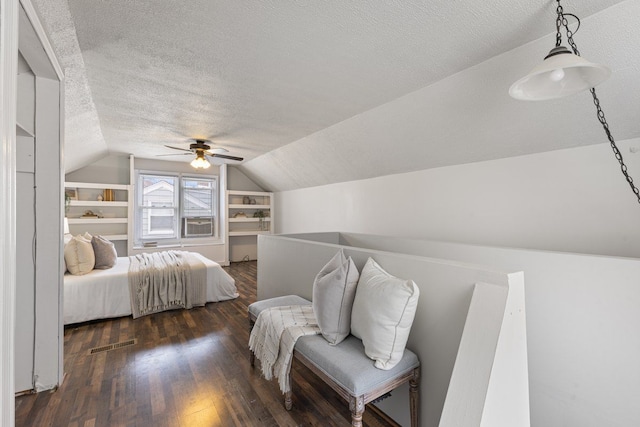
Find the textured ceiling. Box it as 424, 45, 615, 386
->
32, 0, 638, 191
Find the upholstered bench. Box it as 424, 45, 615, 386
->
248, 295, 420, 427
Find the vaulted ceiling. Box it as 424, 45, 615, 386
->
33, 0, 640, 191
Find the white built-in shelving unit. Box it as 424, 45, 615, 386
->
64, 181, 131, 246
226, 190, 274, 261
227, 190, 274, 236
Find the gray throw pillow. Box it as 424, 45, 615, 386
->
312, 249, 360, 345
91, 235, 117, 269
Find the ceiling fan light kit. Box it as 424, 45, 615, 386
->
190, 152, 211, 169
161, 139, 244, 168
510, 0, 640, 205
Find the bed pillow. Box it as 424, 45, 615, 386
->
63, 233, 73, 273
350, 257, 419, 370
92, 235, 117, 269
64, 234, 95, 275
312, 249, 360, 345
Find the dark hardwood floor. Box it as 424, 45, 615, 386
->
15, 261, 397, 427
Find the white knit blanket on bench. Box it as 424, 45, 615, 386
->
249, 305, 320, 393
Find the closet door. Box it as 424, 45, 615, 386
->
15, 134, 35, 393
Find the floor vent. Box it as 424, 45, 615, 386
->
88, 339, 136, 355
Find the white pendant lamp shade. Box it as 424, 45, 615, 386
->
509, 47, 611, 101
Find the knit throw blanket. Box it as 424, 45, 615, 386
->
249, 305, 320, 393
128, 251, 206, 319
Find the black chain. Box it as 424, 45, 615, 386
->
589, 89, 640, 203
555, 0, 640, 205
555, 2, 564, 47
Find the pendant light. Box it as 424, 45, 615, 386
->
509, 46, 610, 101
510, 0, 640, 205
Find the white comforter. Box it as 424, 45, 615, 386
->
64, 252, 238, 324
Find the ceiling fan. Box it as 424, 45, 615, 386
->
159, 139, 244, 169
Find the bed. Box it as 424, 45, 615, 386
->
64, 251, 238, 325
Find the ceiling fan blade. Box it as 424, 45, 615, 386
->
204, 147, 229, 154
208, 153, 244, 162
164, 144, 192, 152
156, 153, 192, 157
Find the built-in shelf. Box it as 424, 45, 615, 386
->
229, 217, 271, 223
65, 181, 131, 255
65, 181, 129, 191
69, 200, 128, 207
228, 231, 272, 237
228, 204, 271, 209
67, 218, 128, 224
226, 190, 274, 262
100, 234, 128, 241
16, 121, 35, 137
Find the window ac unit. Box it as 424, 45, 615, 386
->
183, 217, 213, 237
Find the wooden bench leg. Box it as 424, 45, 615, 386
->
349, 395, 365, 427
284, 366, 293, 410
248, 318, 255, 367
409, 367, 420, 427
284, 390, 292, 411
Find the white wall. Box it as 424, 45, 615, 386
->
276, 139, 640, 259
65, 153, 130, 184
228, 165, 264, 192
314, 233, 640, 427
274, 145, 640, 427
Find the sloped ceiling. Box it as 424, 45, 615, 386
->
33, 0, 639, 191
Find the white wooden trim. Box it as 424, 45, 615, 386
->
438, 282, 509, 426
65, 181, 129, 191
228, 230, 272, 236
18, 0, 63, 80
228, 217, 272, 222
69, 200, 128, 207
220, 164, 229, 265
33, 76, 63, 391
67, 218, 128, 224
56, 23, 65, 388
0, 0, 20, 425
127, 154, 135, 255
226, 189, 271, 196
228, 203, 271, 209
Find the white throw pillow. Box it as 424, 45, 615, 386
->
64, 235, 95, 275
351, 257, 419, 370
312, 249, 360, 345
63, 233, 73, 273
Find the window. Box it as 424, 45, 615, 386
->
135, 172, 218, 244
182, 177, 215, 218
